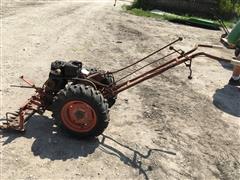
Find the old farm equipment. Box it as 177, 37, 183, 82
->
0, 38, 239, 138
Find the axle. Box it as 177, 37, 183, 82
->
0, 38, 239, 132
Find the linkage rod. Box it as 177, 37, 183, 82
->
111, 37, 183, 74
112, 44, 233, 95
115, 50, 178, 83
114, 56, 188, 94
119, 45, 198, 87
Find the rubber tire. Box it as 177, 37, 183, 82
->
87, 67, 117, 108
52, 84, 109, 138
101, 74, 117, 108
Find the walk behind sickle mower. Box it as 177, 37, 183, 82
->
0, 37, 239, 138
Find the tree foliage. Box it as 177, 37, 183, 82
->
219, 0, 240, 17
131, 0, 240, 20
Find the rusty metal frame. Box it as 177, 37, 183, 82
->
1, 77, 46, 131
0, 38, 238, 132
104, 43, 234, 96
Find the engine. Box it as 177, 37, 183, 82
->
44, 60, 85, 93
50, 60, 83, 78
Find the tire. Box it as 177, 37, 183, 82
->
52, 84, 109, 138
87, 67, 117, 108
101, 74, 117, 108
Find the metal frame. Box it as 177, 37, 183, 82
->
1, 76, 46, 131
0, 38, 238, 132
102, 40, 235, 97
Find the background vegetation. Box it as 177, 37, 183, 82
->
130, 0, 240, 20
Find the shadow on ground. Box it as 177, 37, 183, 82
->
1, 115, 99, 160
1, 115, 176, 180
99, 134, 176, 180
218, 60, 234, 71
213, 85, 240, 117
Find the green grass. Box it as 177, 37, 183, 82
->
123, 5, 234, 28
125, 7, 184, 21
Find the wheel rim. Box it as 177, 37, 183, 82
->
60, 100, 97, 133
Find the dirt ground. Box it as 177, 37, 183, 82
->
0, 0, 239, 179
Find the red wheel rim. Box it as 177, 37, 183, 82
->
60, 100, 97, 133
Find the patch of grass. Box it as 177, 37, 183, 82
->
124, 6, 183, 21
222, 20, 235, 28
123, 5, 235, 28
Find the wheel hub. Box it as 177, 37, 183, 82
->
74, 110, 85, 120
60, 100, 97, 132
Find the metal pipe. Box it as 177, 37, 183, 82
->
114, 57, 186, 94
111, 37, 183, 74
115, 51, 178, 83
115, 46, 198, 91
112, 47, 233, 95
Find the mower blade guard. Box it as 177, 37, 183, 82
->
0, 93, 43, 131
